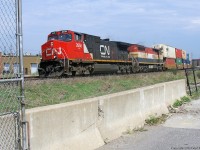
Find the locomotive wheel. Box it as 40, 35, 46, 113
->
38, 68, 46, 78
72, 71, 76, 76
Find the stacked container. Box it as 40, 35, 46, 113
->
175, 48, 183, 69
153, 44, 176, 69
186, 53, 192, 68
181, 50, 187, 68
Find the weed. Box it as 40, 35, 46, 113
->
189, 90, 200, 100
172, 100, 183, 108
134, 127, 148, 132
145, 114, 168, 126
124, 127, 147, 135
181, 96, 191, 103
171, 69, 177, 75
125, 128, 134, 134
196, 71, 200, 79
24, 71, 185, 108
172, 96, 191, 108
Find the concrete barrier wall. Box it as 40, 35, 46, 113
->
26, 79, 186, 150
26, 99, 104, 150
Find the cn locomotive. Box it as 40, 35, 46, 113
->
38, 30, 191, 77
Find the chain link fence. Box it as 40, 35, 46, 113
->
185, 68, 200, 96
0, 0, 26, 149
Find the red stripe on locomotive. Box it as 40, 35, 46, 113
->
128, 44, 158, 55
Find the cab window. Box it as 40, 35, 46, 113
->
58, 34, 72, 42
48, 35, 58, 41
75, 33, 82, 41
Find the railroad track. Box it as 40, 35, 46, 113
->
23, 70, 184, 82
1, 70, 185, 83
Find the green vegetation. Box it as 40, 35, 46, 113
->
145, 114, 168, 126
189, 90, 200, 100
181, 96, 191, 103
125, 127, 148, 134
172, 96, 191, 108
172, 100, 183, 108
24, 71, 185, 108
0, 85, 20, 113
196, 71, 200, 79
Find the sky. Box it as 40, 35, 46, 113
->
23, 0, 200, 58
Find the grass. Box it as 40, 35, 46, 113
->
125, 127, 148, 134
0, 84, 21, 113
172, 100, 183, 108
172, 96, 191, 108
23, 71, 185, 108
145, 114, 168, 126
190, 90, 200, 100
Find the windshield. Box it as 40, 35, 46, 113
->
48, 33, 72, 42
48, 35, 58, 41
58, 34, 72, 42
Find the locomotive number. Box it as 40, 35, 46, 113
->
100, 45, 110, 58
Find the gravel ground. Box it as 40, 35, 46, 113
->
97, 99, 200, 150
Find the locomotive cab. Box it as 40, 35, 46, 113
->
38, 30, 93, 77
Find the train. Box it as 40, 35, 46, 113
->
38, 30, 192, 77
192, 59, 200, 68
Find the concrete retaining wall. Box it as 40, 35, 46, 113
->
26, 79, 186, 150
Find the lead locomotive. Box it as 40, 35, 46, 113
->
38, 30, 165, 77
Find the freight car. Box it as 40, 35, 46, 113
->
153, 44, 192, 70
192, 59, 200, 68
38, 30, 164, 77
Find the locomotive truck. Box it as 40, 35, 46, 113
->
38, 30, 164, 77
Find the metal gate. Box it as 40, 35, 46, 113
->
0, 0, 27, 149
185, 67, 199, 96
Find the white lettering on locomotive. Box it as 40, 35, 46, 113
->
46, 48, 62, 57
50, 42, 53, 47
54, 47, 62, 55
76, 43, 82, 48
100, 45, 110, 58
46, 48, 52, 57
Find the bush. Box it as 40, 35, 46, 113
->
172, 96, 191, 108
181, 96, 191, 103
173, 100, 183, 108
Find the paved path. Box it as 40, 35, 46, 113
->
97, 100, 200, 150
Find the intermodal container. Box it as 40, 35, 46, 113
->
176, 58, 182, 65
186, 54, 189, 60
186, 60, 191, 65
175, 48, 182, 58
176, 58, 183, 69
153, 44, 176, 58
186, 53, 192, 61
182, 50, 186, 59
165, 58, 176, 69
176, 49, 182, 58
182, 59, 187, 69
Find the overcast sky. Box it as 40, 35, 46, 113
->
23, 0, 200, 58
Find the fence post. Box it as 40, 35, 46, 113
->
17, 0, 27, 149
185, 69, 192, 96
193, 68, 198, 92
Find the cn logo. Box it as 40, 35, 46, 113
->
100, 45, 110, 58
46, 47, 62, 57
